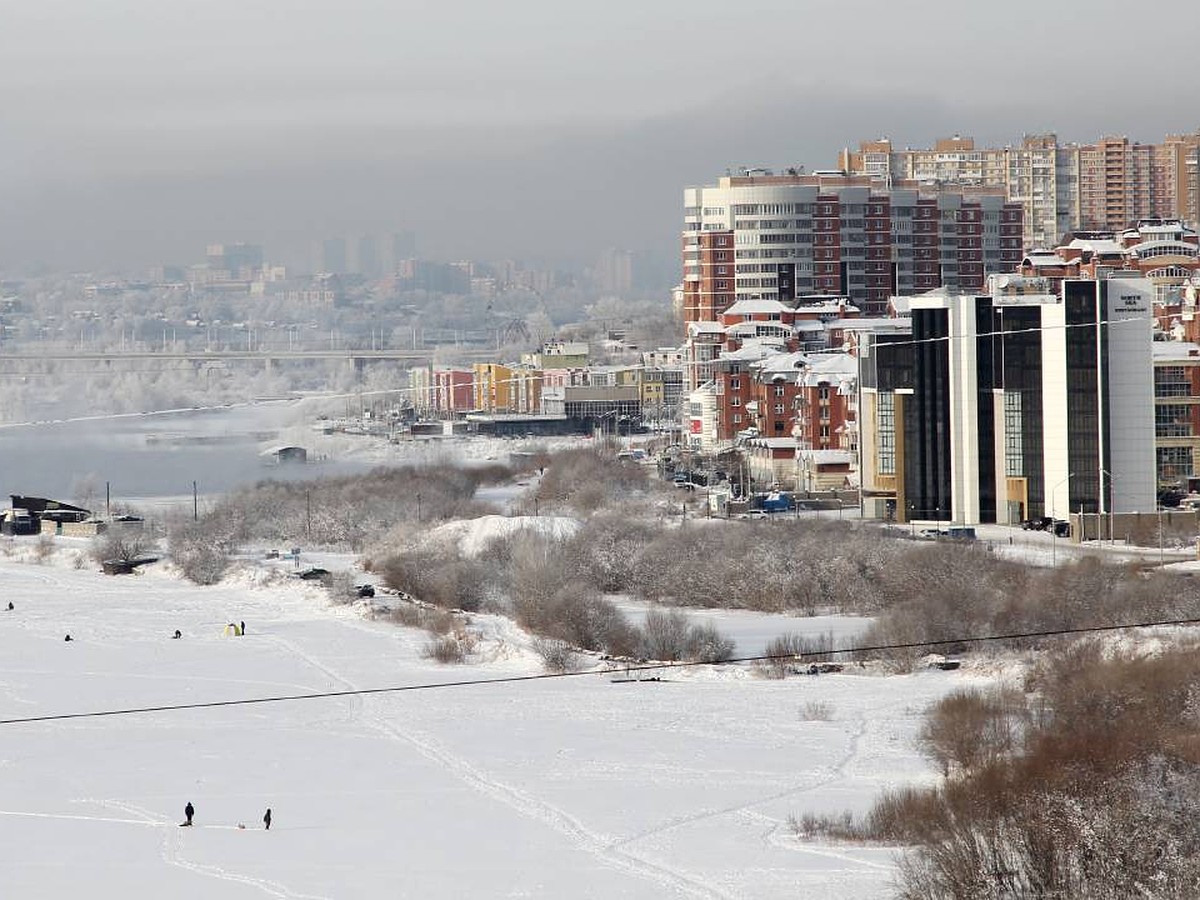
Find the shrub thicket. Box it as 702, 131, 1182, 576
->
804, 643, 1200, 898
864, 554, 1200, 662
199, 465, 504, 552
535, 448, 650, 515
168, 517, 236, 585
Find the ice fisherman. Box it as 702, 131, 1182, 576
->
64, 634, 72, 642
6, 601, 13, 611
263, 808, 272, 831
184, 802, 194, 826
172, 629, 182, 639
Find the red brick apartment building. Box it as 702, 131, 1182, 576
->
682, 171, 1022, 321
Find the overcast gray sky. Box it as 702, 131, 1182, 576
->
3, 0, 1198, 277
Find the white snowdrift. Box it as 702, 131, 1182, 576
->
414, 513, 581, 557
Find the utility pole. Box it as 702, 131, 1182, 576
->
193, 481, 198, 522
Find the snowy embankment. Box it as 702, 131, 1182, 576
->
0, 537, 986, 899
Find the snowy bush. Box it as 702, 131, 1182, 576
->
89, 528, 150, 565
567, 513, 657, 593
917, 686, 1026, 776
379, 550, 490, 612
638, 609, 733, 663
535, 448, 649, 515
422, 631, 477, 664
798, 701, 834, 722
34, 535, 55, 563
324, 571, 359, 605
533, 638, 577, 673
865, 554, 1200, 663
755, 632, 839, 679
168, 517, 235, 585
198, 465, 504, 553
813, 643, 1200, 898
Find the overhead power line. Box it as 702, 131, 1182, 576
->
3, 614, 1198, 728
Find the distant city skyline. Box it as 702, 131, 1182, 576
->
3, 1, 1197, 279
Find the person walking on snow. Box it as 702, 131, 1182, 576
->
263, 808, 271, 831
183, 802, 194, 826
240, 620, 246, 636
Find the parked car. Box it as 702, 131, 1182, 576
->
1052, 520, 1071, 537
298, 567, 331, 580
1021, 516, 1053, 531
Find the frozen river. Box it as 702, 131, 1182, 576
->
0, 400, 368, 505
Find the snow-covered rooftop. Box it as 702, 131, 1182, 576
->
1153, 341, 1200, 361
721, 298, 793, 316
1068, 238, 1125, 255
799, 448, 855, 464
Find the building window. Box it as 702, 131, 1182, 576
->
733, 413, 742, 424
730, 378, 740, 390
774, 385, 785, 397
1157, 403, 1192, 437
877, 392, 895, 475
1155, 365, 1192, 398
1004, 391, 1023, 476
731, 396, 741, 407
1158, 445, 1192, 482
774, 403, 785, 414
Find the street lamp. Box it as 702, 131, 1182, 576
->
1051, 473, 1074, 566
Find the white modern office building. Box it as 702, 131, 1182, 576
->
857, 273, 1156, 524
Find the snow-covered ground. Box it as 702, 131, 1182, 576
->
0, 542, 983, 899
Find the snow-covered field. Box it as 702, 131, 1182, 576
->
0, 543, 980, 899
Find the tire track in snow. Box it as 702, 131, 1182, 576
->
259, 634, 365, 728
266, 634, 736, 900
612, 711, 871, 851
371, 713, 737, 900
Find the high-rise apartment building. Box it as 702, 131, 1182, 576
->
682, 172, 1022, 321
594, 247, 634, 295
840, 131, 1200, 248
353, 235, 381, 279
320, 237, 348, 275
206, 243, 264, 280
1163, 134, 1200, 224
